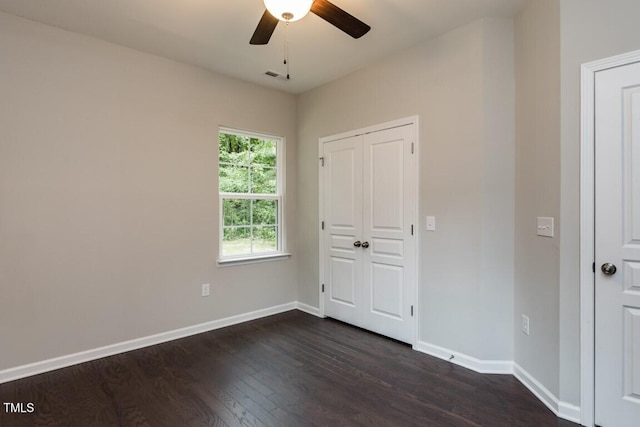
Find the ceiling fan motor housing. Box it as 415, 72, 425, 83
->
263, 0, 314, 22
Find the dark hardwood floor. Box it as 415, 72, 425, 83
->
1, 310, 578, 426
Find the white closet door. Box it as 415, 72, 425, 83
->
361, 125, 416, 343
323, 135, 363, 327
322, 123, 416, 344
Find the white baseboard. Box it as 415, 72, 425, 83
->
513, 363, 581, 424
415, 342, 581, 424
0, 307, 583, 426
295, 302, 322, 317
513, 363, 559, 417
558, 401, 581, 424
414, 340, 513, 374
0, 302, 297, 384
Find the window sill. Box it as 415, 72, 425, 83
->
217, 253, 291, 267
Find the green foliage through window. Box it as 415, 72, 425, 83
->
219, 130, 282, 258
219, 133, 277, 194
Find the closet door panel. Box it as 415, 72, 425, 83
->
323, 136, 363, 326
362, 125, 416, 343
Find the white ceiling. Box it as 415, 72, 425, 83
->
0, 0, 526, 94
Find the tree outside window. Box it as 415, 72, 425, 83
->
219, 129, 283, 259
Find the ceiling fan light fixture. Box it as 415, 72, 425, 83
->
263, 0, 313, 22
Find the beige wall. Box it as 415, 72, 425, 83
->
513, 0, 561, 399
0, 12, 298, 371
558, 0, 640, 407
480, 18, 516, 362
513, 0, 640, 408
297, 18, 515, 361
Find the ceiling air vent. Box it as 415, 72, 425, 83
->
264, 70, 290, 81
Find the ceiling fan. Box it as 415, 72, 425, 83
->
250, 0, 371, 45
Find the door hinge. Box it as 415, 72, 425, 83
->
411, 224, 414, 235
593, 262, 595, 273
320, 157, 325, 167
322, 284, 325, 293
321, 221, 325, 230
411, 142, 414, 154
411, 305, 414, 316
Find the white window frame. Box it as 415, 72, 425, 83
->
217, 127, 288, 266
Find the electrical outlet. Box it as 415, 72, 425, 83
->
201, 283, 210, 297
521, 315, 530, 335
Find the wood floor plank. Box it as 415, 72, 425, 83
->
0, 311, 578, 426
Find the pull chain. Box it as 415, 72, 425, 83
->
284, 20, 290, 79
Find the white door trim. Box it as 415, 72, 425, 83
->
580, 48, 640, 427
318, 115, 420, 345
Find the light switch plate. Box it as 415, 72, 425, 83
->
537, 217, 554, 238
426, 216, 436, 231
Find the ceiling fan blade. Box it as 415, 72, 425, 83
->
311, 0, 370, 39
250, 10, 279, 45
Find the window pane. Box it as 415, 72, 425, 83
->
219, 134, 250, 165
223, 199, 250, 226
222, 227, 251, 257
250, 138, 277, 167
252, 226, 277, 253
252, 199, 277, 225
219, 128, 283, 260
219, 164, 249, 193
251, 167, 277, 194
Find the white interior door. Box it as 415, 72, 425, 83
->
322, 122, 416, 344
595, 60, 640, 427
323, 135, 363, 327
361, 126, 416, 344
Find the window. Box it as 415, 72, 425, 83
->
218, 128, 285, 261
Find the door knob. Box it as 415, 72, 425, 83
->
353, 241, 362, 247
601, 263, 617, 276
361, 241, 370, 249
